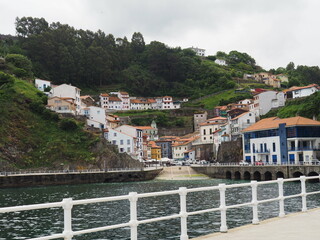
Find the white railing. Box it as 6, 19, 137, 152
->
0, 167, 160, 176
1, 175, 320, 240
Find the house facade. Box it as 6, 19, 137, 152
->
242, 116, 320, 164
199, 117, 227, 143
253, 91, 285, 116
52, 84, 81, 115
47, 96, 76, 114
284, 84, 319, 99
104, 129, 136, 157
85, 106, 107, 129
35, 78, 51, 92
115, 125, 143, 161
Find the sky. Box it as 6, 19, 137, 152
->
1, 0, 320, 70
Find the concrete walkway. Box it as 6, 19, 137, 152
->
156, 166, 209, 180
192, 208, 320, 240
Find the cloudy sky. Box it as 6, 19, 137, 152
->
1, 0, 320, 69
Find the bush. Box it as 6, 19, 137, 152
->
59, 118, 79, 131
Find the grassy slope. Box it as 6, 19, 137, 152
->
0, 75, 98, 169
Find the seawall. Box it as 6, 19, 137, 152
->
0, 169, 163, 188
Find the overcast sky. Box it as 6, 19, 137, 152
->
1, 0, 320, 69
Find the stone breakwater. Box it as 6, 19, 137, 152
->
0, 168, 162, 188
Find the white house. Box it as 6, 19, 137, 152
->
162, 96, 174, 109
242, 116, 320, 164
84, 106, 107, 130
35, 78, 51, 92
215, 59, 227, 66
229, 111, 256, 139
100, 93, 109, 109
253, 91, 285, 116
199, 117, 227, 143
104, 128, 136, 157
52, 84, 81, 115
110, 91, 130, 110
115, 125, 143, 161
108, 96, 122, 110
155, 97, 163, 109
188, 47, 205, 56
284, 84, 319, 99
172, 136, 199, 160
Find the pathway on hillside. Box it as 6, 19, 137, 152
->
156, 166, 209, 180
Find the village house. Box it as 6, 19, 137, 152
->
115, 125, 143, 161
35, 78, 51, 92
104, 128, 136, 157
194, 111, 208, 131
47, 96, 76, 115
162, 96, 174, 109
156, 138, 173, 159
242, 116, 320, 164
215, 59, 227, 66
108, 96, 122, 110
135, 121, 158, 141
51, 84, 81, 115
199, 117, 228, 143
229, 111, 256, 140
284, 84, 319, 99
148, 141, 162, 160
106, 114, 120, 129
172, 136, 200, 160
83, 106, 107, 130
80, 95, 95, 108
110, 91, 130, 110
188, 46, 205, 56
253, 90, 285, 116
100, 93, 109, 109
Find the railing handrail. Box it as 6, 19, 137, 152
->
192, 162, 320, 166
1, 175, 320, 240
0, 167, 161, 176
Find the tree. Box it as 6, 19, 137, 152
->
5, 54, 33, 78
15, 17, 49, 37
131, 32, 145, 55
286, 62, 295, 71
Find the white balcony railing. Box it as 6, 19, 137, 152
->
0, 176, 320, 240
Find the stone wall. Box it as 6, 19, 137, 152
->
0, 169, 162, 188
216, 138, 243, 163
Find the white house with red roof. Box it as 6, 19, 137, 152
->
100, 93, 109, 109
162, 96, 174, 109
284, 84, 319, 99
229, 111, 256, 139
84, 106, 107, 130
253, 90, 285, 116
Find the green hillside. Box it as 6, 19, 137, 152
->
0, 72, 141, 171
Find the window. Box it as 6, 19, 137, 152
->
120, 148, 124, 153
273, 143, 276, 152
127, 139, 130, 145
247, 119, 250, 124
120, 140, 124, 145
127, 147, 131, 152
114, 133, 117, 137
112, 140, 116, 145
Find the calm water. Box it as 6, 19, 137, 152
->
1, 179, 320, 240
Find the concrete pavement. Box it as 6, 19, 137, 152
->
192, 208, 320, 240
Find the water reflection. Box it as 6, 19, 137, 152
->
0, 179, 319, 240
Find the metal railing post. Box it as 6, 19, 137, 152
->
62, 198, 74, 240
218, 184, 228, 232
129, 192, 138, 240
251, 181, 259, 224
300, 176, 307, 212
277, 178, 285, 217
179, 187, 189, 240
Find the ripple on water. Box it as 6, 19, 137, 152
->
0, 179, 320, 239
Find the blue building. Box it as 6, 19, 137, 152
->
156, 140, 173, 159
242, 116, 320, 164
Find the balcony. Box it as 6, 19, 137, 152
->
253, 149, 270, 154
288, 147, 320, 152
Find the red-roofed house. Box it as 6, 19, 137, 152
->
283, 84, 319, 99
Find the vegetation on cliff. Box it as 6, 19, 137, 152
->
0, 72, 141, 171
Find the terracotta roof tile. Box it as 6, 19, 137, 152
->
243, 116, 320, 132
